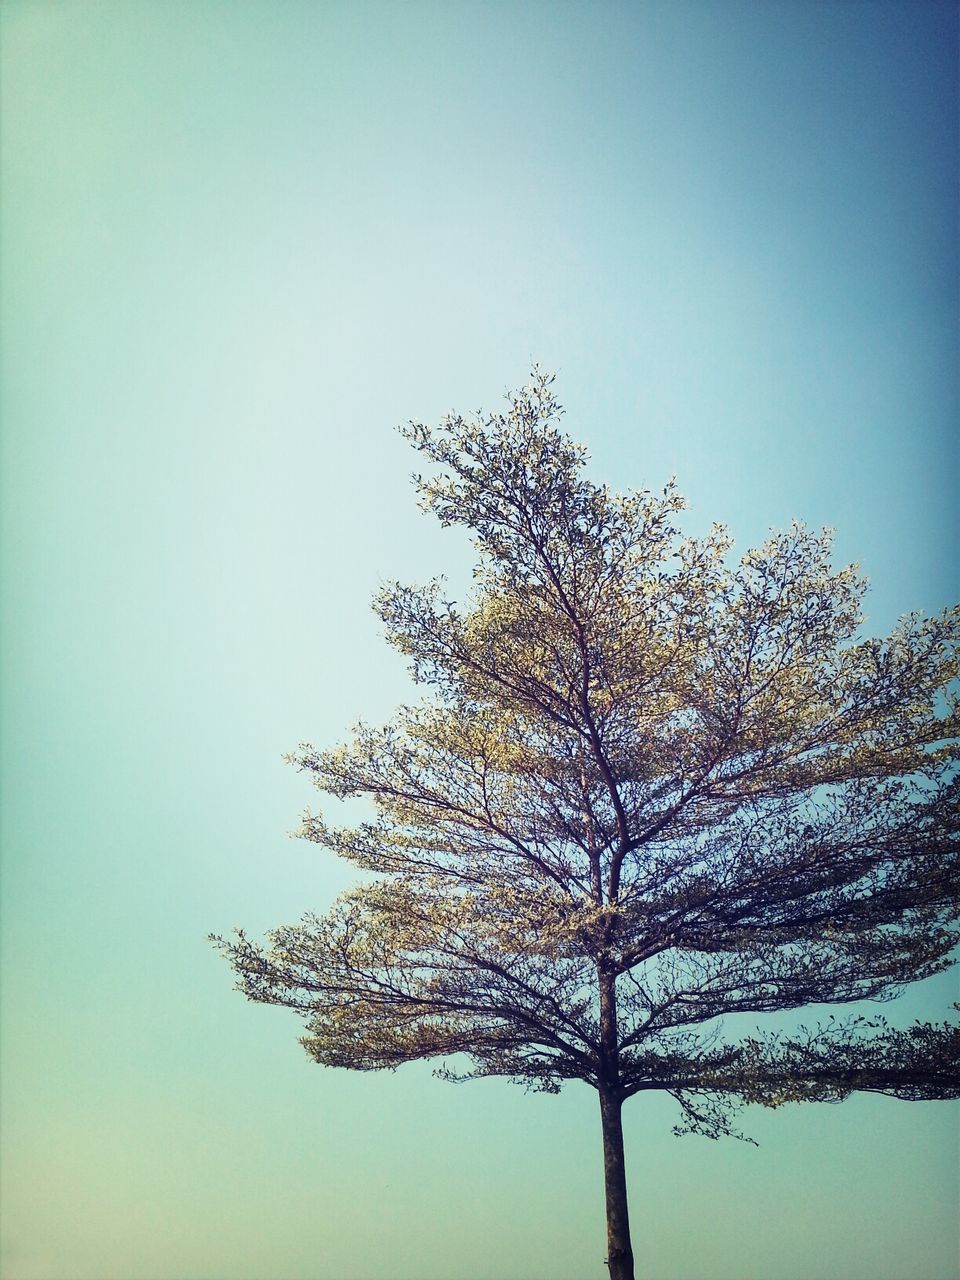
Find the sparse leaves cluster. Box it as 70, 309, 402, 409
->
213, 372, 959, 1138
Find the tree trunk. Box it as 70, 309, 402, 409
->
599, 1088, 635, 1280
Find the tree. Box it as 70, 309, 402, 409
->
213, 372, 960, 1280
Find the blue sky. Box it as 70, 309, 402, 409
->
1, 2, 957, 1278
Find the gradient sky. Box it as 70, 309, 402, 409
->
1, 2, 957, 1278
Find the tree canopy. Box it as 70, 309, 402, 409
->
215, 373, 959, 1151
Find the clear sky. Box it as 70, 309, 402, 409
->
1, 2, 957, 1278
